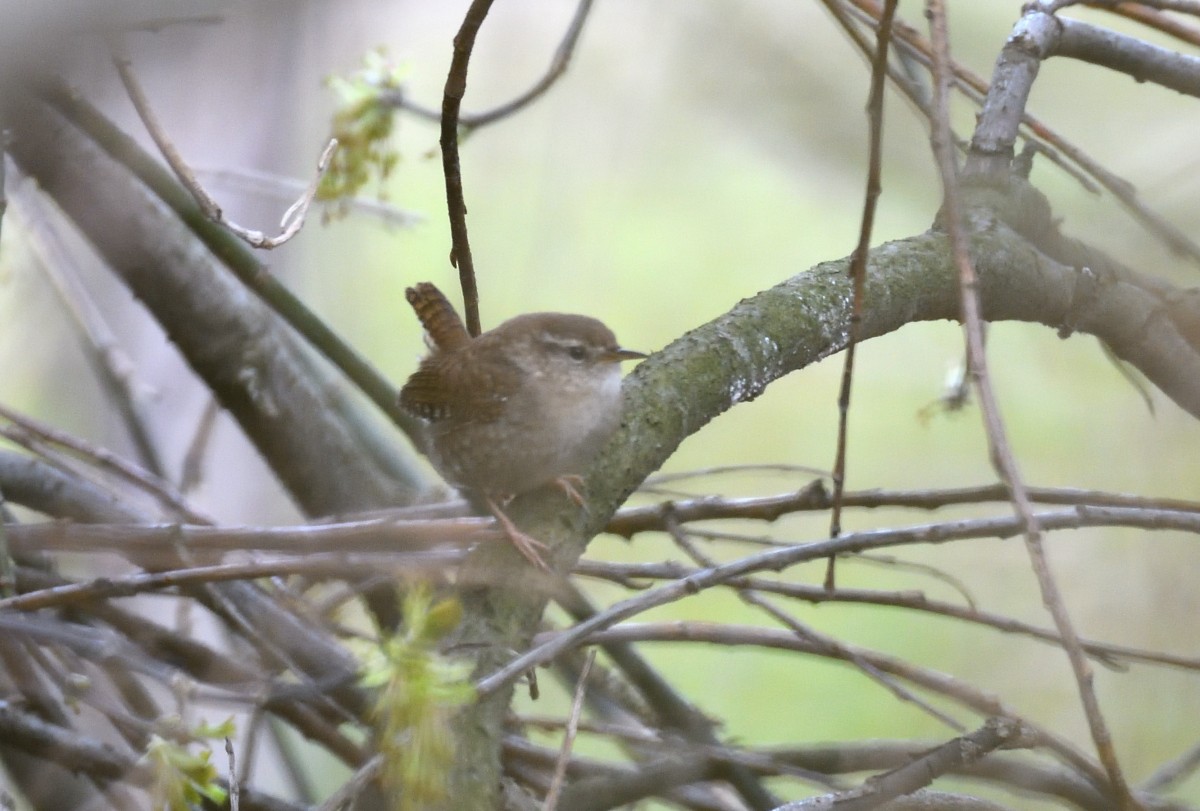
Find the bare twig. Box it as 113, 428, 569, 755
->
607, 481, 1200, 538
667, 516, 964, 731
457, 0, 594, 129
5, 516, 491, 559
543, 648, 595, 811
440, 0, 496, 337
477, 503, 1200, 698
195, 165, 422, 228
777, 717, 1032, 810
575, 559, 1200, 672
0, 142, 7, 252
384, 0, 595, 131
642, 463, 830, 489
1141, 738, 1200, 793
10, 183, 165, 476
0, 403, 205, 523
112, 49, 336, 250
827, 0, 899, 591
925, 2, 1135, 806
1083, 0, 1200, 17
1, 551, 463, 612
1086, 1, 1200, 47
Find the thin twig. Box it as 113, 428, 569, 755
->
1087, 2, 1200, 47
10, 183, 166, 476
196, 166, 423, 228
0, 552, 464, 612
1083, 0, 1200, 17
441, 0, 496, 337
112, 48, 336, 250
461, 0, 594, 128
827, 0, 899, 591
1140, 738, 1200, 793
575, 559, 1200, 673
384, 0, 595, 132
0, 139, 8, 249
560, 622, 1112, 792
5, 517, 489, 559
925, 2, 1135, 807
476, 503, 1200, 698
0, 489, 11, 599
777, 717, 1032, 810
668, 518, 964, 731
0, 403, 205, 523
608, 481, 1200, 538
543, 649, 595, 811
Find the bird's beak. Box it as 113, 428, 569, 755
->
606, 348, 648, 362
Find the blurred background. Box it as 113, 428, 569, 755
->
2, 1, 1199, 806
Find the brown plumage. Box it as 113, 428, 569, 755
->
398, 282, 645, 568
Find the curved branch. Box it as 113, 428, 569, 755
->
1053, 16, 1200, 97
592, 222, 1200, 534
384, 0, 595, 130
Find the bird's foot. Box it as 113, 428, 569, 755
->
554, 474, 588, 509
485, 496, 550, 571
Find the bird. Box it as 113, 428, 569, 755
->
399, 282, 645, 568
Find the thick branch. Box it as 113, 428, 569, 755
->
447, 198, 1200, 809
592, 223, 1200, 530
3, 91, 422, 516
1053, 16, 1200, 98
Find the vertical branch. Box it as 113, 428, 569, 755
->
924, 1, 1137, 807
826, 0, 900, 591
441, 0, 496, 337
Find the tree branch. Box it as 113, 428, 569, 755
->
4, 91, 424, 515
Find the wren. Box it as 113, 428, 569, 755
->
399, 282, 645, 568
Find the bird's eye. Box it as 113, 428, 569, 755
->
567, 345, 588, 361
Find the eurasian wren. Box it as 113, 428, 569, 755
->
399, 282, 645, 567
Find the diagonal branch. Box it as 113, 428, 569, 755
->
926, 2, 1134, 806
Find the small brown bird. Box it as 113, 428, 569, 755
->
399, 283, 645, 568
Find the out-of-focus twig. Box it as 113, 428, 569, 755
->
112, 48, 336, 250
196, 165, 422, 229
9, 185, 166, 477
543, 649, 595, 811
926, 1, 1135, 806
